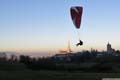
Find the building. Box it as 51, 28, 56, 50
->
0, 52, 7, 61
107, 42, 115, 54
53, 54, 71, 62
0, 52, 7, 58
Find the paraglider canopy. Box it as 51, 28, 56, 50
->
70, 6, 83, 29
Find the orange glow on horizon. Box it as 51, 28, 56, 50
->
0, 41, 120, 54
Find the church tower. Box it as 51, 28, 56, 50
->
107, 42, 112, 53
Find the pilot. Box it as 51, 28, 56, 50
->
76, 40, 83, 46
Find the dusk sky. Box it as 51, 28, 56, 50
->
0, 0, 120, 56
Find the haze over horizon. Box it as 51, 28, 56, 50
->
0, 0, 120, 56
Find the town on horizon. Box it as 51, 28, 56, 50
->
0, 42, 120, 58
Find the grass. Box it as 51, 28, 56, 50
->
0, 70, 120, 80
0, 61, 120, 80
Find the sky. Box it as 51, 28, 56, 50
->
0, 0, 120, 56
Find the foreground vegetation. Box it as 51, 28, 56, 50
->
0, 70, 120, 80
1, 51, 120, 80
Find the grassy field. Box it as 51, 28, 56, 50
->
0, 70, 120, 80
0, 62, 120, 80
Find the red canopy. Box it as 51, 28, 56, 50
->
70, 6, 83, 29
